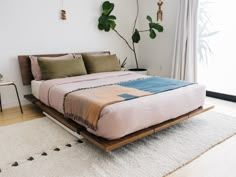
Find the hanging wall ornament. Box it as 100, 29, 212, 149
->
60, 0, 67, 20
61, 9, 67, 20
157, 0, 163, 21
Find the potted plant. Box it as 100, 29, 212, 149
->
98, 0, 164, 73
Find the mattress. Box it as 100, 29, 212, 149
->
88, 83, 205, 140
34, 72, 206, 140
31, 80, 43, 99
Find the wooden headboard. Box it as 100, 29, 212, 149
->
18, 51, 110, 86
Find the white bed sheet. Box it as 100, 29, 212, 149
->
31, 80, 43, 99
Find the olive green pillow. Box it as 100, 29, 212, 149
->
82, 54, 121, 74
38, 57, 87, 80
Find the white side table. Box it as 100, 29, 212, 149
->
0, 81, 23, 114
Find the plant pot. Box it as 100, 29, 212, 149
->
128, 68, 148, 75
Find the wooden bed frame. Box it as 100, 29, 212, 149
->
18, 52, 214, 151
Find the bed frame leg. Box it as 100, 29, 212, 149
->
43, 112, 84, 139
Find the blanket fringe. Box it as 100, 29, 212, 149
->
64, 113, 97, 131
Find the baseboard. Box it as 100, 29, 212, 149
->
206, 91, 236, 102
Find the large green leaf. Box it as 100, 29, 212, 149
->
98, 1, 117, 32
107, 15, 116, 20
98, 15, 116, 31
98, 16, 107, 24
149, 29, 156, 39
102, 1, 114, 16
109, 20, 116, 29
146, 15, 152, 23
104, 24, 111, 32
132, 29, 141, 43
149, 23, 164, 32
98, 23, 104, 30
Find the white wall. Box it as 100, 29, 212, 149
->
138, 0, 179, 77
0, 0, 137, 108
0, 0, 180, 108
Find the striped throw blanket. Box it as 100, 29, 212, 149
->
64, 77, 193, 130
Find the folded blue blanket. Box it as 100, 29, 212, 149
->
118, 77, 194, 100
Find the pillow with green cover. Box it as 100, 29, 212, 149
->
82, 54, 121, 74
38, 57, 87, 80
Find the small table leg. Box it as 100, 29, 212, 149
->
0, 93, 2, 112
12, 83, 23, 114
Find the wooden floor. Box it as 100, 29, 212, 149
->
0, 104, 43, 126
0, 98, 236, 177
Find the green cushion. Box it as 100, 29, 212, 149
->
82, 54, 121, 74
38, 57, 87, 80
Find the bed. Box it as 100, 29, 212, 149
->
18, 51, 213, 151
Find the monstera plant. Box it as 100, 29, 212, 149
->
98, 0, 164, 71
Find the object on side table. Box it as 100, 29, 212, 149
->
0, 81, 23, 114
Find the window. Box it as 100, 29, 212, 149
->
198, 0, 236, 100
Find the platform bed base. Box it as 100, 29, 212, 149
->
25, 94, 214, 151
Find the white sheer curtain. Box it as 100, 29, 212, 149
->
171, 0, 199, 82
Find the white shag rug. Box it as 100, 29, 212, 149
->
0, 111, 236, 177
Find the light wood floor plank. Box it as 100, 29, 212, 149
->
0, 104, 44, 126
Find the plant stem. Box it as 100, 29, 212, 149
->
132, 0, 140, 69
113, 29, 134, 52
132, 42, 139, 69
113, 0, 141, 69
138, 29, 150, 33
133, 0, 139, 33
